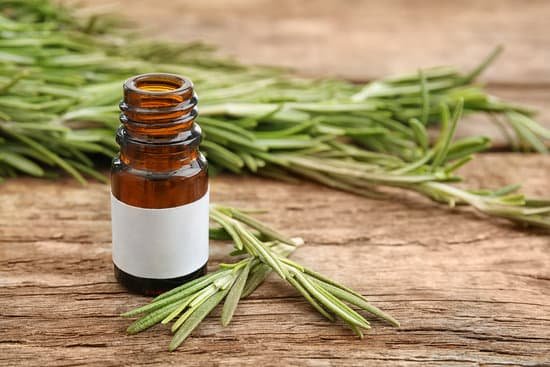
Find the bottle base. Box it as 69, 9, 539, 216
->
114, 263, 207, 296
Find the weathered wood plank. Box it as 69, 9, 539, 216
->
3, 2, 550, 364
1, 154, 549, 366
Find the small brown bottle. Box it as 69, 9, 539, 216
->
111, 73, 208, 296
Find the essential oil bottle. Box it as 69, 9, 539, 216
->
111, 73, 208, 296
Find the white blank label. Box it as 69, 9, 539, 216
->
111, 191, 209, 279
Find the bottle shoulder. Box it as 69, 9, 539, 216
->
111, 153, 207, 179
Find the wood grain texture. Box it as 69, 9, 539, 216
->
1, 154, 549, 366
3, 1, 550, 365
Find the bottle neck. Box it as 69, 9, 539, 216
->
118, 73, 200, 172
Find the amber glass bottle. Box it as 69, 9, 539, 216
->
111, 73, 208, 296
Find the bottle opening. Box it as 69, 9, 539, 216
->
122, 73, 196, 112
135, 76, 183, 93
126, 73, 191, 95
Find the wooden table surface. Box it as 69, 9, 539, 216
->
2, 1, 550, 366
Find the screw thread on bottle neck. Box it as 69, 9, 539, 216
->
117, 73, 201, 171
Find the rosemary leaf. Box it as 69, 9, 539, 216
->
169, 289, 230, 352
152, 269, 225, 302
127, 298, 190, 334
218, 206, 295, 245
287, 274, 335, 322
290, 270, 370, 330
121, 274, 222, 317
308, 276, 400, 327
221, 260, 252, 326
241, 262, 272, 298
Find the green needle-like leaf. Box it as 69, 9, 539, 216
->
218, 206, 295, 245
290, 270, 370, 330
288, 274, 335, 322
432, 99, 464, 169
169, 289, 229, 352
241, 263, 272, 298
308, 276, 399, 327
0, 149, 44, 176
408, 118, 429, 152
221, 261, 252, 326
126, 298, 190, 334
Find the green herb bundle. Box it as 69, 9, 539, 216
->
124, 206, 398, 351
1, 0, 550, 228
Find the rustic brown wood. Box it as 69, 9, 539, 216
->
1, 154, 549, 366
3, 1, 550, 365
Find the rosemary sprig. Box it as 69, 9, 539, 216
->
270, 100, 550, 228
123, 206, 398, 351
1, 0, 550, 229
